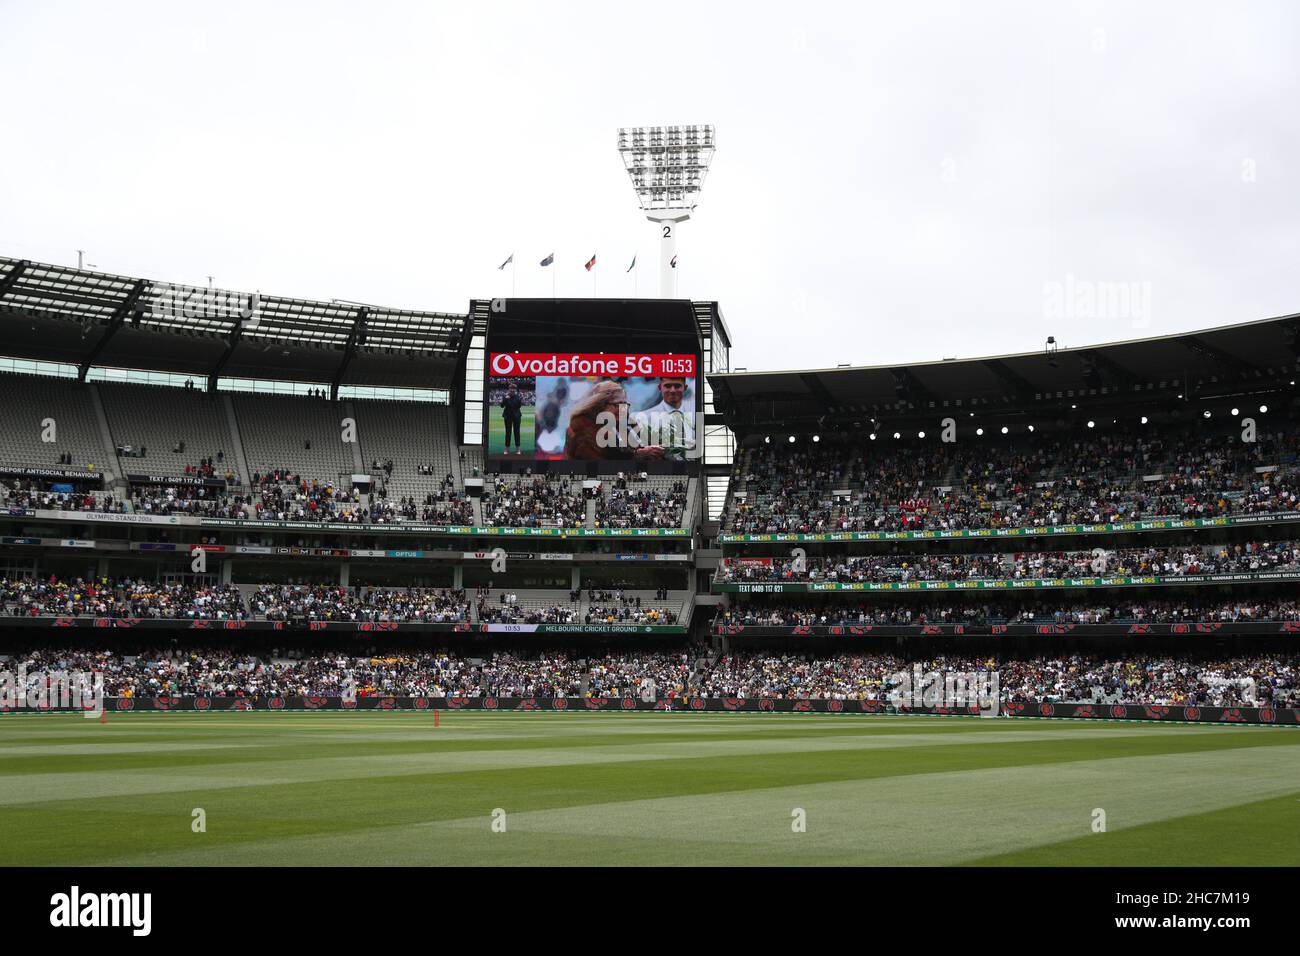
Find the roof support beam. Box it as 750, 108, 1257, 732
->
799, 372, 837, 412
1282, 323, 1300, 358
1182, 335, 1256, 380
78, 278, 148, 382
330, 308, 368, 401
708, 377, 737, 419
209, 321, 245, 393
1080, 349, 1139, 388
891, 367, 937, 407
0, 259, 29, 302
982, 359, 1037, 400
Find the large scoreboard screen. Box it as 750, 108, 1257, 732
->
483, 300, 701, 464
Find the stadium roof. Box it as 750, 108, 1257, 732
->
710, 311, 1300, 432
0, 257, 467, 388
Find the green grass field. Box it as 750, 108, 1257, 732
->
487, 406, 536, 456
1, 712, 1297, 866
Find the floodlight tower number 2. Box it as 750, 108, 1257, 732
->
618, 125, 716, 298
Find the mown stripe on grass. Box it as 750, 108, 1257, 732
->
79, 745, 1300, 866
1, 726, 1295, 863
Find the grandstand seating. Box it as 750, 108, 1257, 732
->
713, 598, 1300, 627
582, 588, 690, 625
716, 540, 1300, 583
460, 444, 485, 479
723, 427, 1300, 534
0, 483, 113, 512
594, 474, 689, 528
481, 473, 587, 527
0, 374, 111, 473
475, 588, 583, 624
233, 393, 356, 485
476, 587, 690, 625
352, 399, 472, 523
0, 371, 699, 530
0, 577, 690, 627
9, 644, 1292, 707
352, 398, 455, 493
241, 583, 470, 622
99, 382, 238, 479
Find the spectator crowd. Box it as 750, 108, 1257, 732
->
716, 540, 1300, 584
725, 427, 1300, 534
483, 474, 586, 527
714, 597, 1300, 627
5, 646, 1297, 708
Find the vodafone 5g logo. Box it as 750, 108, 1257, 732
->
489, 353, 688, 377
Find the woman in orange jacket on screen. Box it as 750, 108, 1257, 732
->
564, 380, 664, 462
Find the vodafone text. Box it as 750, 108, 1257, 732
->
489, 353, 695, 377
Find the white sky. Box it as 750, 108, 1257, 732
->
1, 0, 1296, 372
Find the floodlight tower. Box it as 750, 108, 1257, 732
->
617, 125, 716, 298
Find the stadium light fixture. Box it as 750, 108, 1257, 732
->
1260, 405, 1269, 413
917, 431, 925, 438
1231, 407, 1240, 416
788, 435, 796, 443
1141, 416, 1148, 424
1203, 410, 1212, 419
976, 427, 984, 436
1001, 426, 1009, 434
1087, 420, 1096, 428
617, 125, 716, 297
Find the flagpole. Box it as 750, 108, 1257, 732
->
552, 253, 556, 298
512, 256, 516, 297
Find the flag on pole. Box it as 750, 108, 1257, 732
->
585, 254, 597, 272
670, 254, 677, 269
626, 255, 636, 273
540, 253, 554, 267
498, 254, 513, 270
